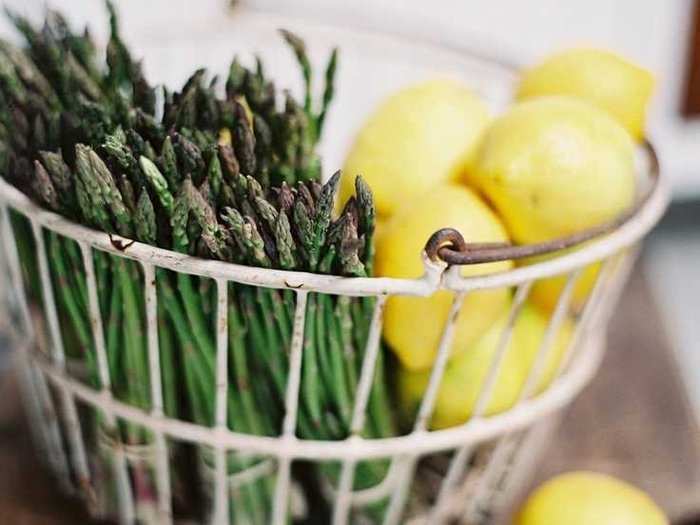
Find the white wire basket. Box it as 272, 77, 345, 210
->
0, 9, 670, 525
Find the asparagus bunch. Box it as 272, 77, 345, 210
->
0, 3, 395, 523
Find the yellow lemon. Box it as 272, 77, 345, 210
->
517, 48, 654, 141
377, 183, 512, 371
374, 216, 389, 245
517, 472, 668, 525
468, 96, 636, 245
525, 251, 601, 313
341, 79, 490, 218
397, 304, 573, 429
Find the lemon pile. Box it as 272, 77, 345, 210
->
341, 48, 653, 429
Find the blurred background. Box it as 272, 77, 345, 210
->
0, 1, 697, 523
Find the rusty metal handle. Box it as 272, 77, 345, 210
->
425, 140, 660, 266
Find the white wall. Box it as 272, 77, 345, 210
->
2, 0, 697, 198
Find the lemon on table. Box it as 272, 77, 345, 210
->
517, 472, 668, 525
397, 304, 573, 429
468, 96, 636, 244
517, 48, 654, 141
341, 79, 490, 218
377, 183, 512, 371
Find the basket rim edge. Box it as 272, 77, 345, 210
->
0, 143, 668, 296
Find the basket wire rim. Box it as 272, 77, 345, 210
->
0, 140, 668, 297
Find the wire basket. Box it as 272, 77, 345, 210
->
0, 9, 670, 525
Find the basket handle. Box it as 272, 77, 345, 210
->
424, 140, 660, 266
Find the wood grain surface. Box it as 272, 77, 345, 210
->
0, 266, 698, 524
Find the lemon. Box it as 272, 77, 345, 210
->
468, 96, 636, 245
397, 304, 573, 429
517, 48, 654, 140
517, 472, 668, 525
377, 183, 512, 371
525, 251, 601, 313
341, 79, 490, 218
468, 96, 634, 312
374, 216, 389, 245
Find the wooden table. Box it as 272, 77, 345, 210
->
0, 373, 92, 524
0, 266, 699, 524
